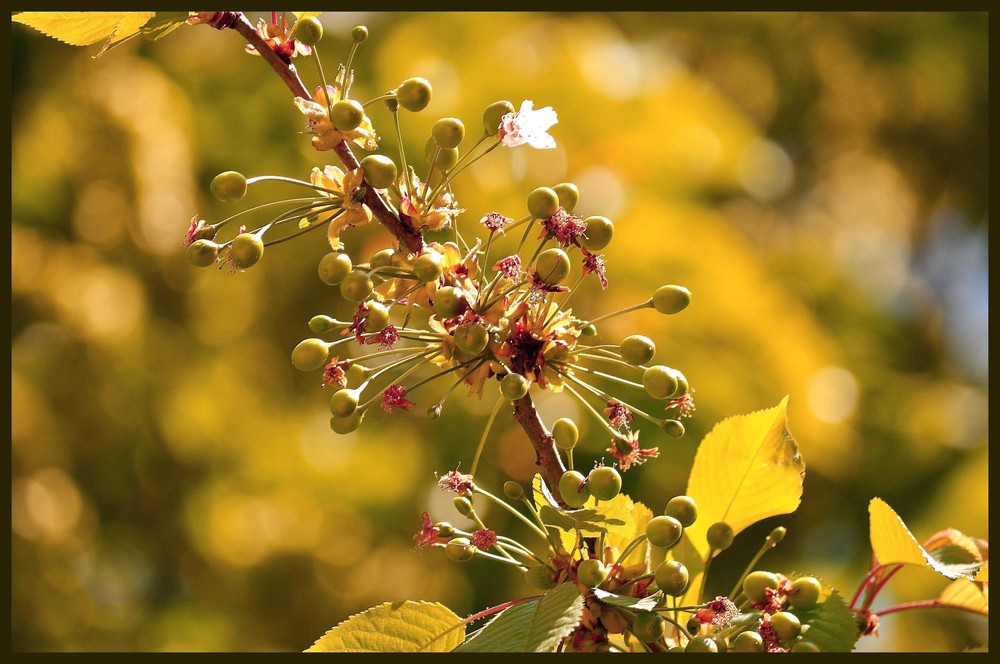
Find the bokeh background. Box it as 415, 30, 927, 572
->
11, 12, 988, 652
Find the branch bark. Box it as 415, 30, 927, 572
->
225, 12, 566, 503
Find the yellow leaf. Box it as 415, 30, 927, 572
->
593, 492, 654, 567
922, 528, 984, 563
975, 561, 989, 584
293, 12, 323, 21
306, 600, 465, 652
675, 396, 803, 604
939, 578, 988, 616
13, 12, 155, 47
868, 498, 980, 580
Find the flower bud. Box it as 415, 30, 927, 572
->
210, 170, 247, 202
331, 99, 365, 132
369, 248, 395, 270
503, 481, 524, 500
396, 77, 432, 112
453, 496, 474, 517
661, 419, 685, 438
291, 338, 330, 371
230, 233, 264, 269
642, 365, 679, 400
619, 334, 655, 366
309, 315, 336, 334
186, 239, 219, 267
318, 252, 352, 285
329, 409, 364, 434
340, 270, 374, 302
432, 117, 465, 149
446, 537, 476, 562
552, 182, 579, 213
360, 154, 397, 189
454, 323, 489, 355
552, 418, 578, 450
527, 186, 560, 219
433, 286, 466, 319
706, 522, 735, 551
652, 285, 691, 315
534, 248, 570, 285
329, 388, 359, 417
364, 301, 390, 333
558, 470, 590, 509
766, 526, 787, 546
483, 100, 515, 135
500, 373, 529, 400
580, 216, 614, 251
413, 250, 444, 282
293, 16, 323, 46
351, 25, 368, 43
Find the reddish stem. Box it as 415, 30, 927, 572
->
864, 564, 904, 610
850, 563, 888, 609
513, 395, 568, 506
874, 599, 980, 618
462, 594, 543, 624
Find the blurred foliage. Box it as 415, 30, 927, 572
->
10, 12, 987, 652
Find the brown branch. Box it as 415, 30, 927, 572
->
513, 395, 568, 506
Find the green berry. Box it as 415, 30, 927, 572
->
454, 323, 489, 355
345, 363, 371, 388
552, 418, 579, 450
433, 286, 466, 319
661, 419, 685, 438
664, 495, 698, 528
425, 137, 459, 170
413, 250, 443, 282
766, 526, 787, 546
331, 99, 365, 132
230, 233, 263, 269
713, 637, 728, 654
445, 537, 476, 562
210, 170, 247, 203
329, 388, 359, 417
743, 570, 780, 604
483, 100, 515, 135
653, 285, 691, 315
293, 16, 323, 46
580, 216, 614, 251
769, 612, 801, 643
186, 239, 219, 267
453, 496, 474, 517
580, 324, 597, 336
685, 636, 718, 653
534, 248, 571, 285
432, 117, 465, 148
587, 466, 622, 501
707, 522, 735, 551
329, 409, 363, 434
642, 365, 679, 400
396, 77, 432, 112
503, 481, 524, 500
667, 368, 689, 399
360, 155, 397, 189
309, 315, 336, 334
577, 558, 607, 588
363, 301, 390, 333
646, 515, 683, 549
500, 373, 529, 400
339, 270, 374, 302
351, 25, 368, 43
527, 186, 560, 219
654, 560, 689, 596
318, 252, 352, 285
558, 470, 590, 509
619, 334, 655, 366
552, 182, 579, 213
370, 248, 395, 270
291, 338, 329, 371
789, 577, 822, 611
791, 640, 820, 653
630, 610, 664, 643
731, 631, 764, 653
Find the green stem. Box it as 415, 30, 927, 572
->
470, 396, 506, 476
579, 300, 654, 328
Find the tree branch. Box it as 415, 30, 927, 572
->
513, 395, 568, 506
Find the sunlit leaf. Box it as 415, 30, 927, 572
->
869, 498, 980, 580
306, 601, 465, 652
538, 505, 625, 535
293, 12, 323, 21
140, 12, 191, 42
593, 588, 661, 612
455, 583, 584, 652
938, 578, 988, 616
13, 12, 155, 51
800, 590, 859, 652
975, 561, 989, 584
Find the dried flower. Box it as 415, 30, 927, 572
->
607, 430, 660, 472
581, 248, 608, 289
603, 400, 633, 430
694, 597, 740, 630
367, 325, 399, 349
541, 209, 586, 247
481, 212, 512, 234
381, 384, 415, 413
437, 470, 476, 497
412, 512, 448, 550
322, 358, 350, 388
472, 529, 498, 550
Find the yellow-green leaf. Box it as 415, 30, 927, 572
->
293, 12, 323, 21
938, 578, 988, 616
13, 12, 155, 47
306, 601, 465, 652
868, 498, 980, 580
975, 561, 988, 584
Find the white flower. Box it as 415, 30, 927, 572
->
499, 100, 558, 149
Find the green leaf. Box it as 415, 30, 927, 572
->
13, 12, 156, 55
538, 505, 626, 535
141, 12, 191, 41
800, 590, 859, 653
455, 583, 584, 652
593, 588, 662, 612
869, 498, 980, 580
306, 601, 465, 652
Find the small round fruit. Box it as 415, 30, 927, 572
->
210, 170, 247, 202
731, 631, 764, 653
500, 373, 529, 400
329, 388, 359, 417
340, 270, 374, 302
630, 611, 664, 643
653, 285, 692, 315
425, 137, 459, 170
661, 419, 685, 438
413, 250, 443, 282
743, 570, 780, 604
329, 409, 363, 434
432, 117, 465, 148
713, 636, 728, 653
351, 25, 368, 43
433, 286, 466, 319
642, 365, 679, 400
186, 239, 219, 267
619, 334, 655, 366
345, 363, 370, 388
587, 466, 622, 501
558, 470, 590, 509
369, 248, 395, 270
552, 182, 579, 213
685, 636, 718, 653
309, 315, 336, 334
534, 248, 571, 285
359, 154, 397, 189
654, 560, 689, 596
363, 301, 390, 333
707, 522, 735, 551
577, 558, 607, 588
580, 216, 614, 251
646, 515, 683, 549
552, 418, 579, 450
483, 100, 515, 135
770, 612, 802, 643
293, 16, 323, 46
453, 323, 489, 355
580, 324, 597, 336
230, 233, 263, 269
667, 368, 689, 399
527, 186, 560, 219
453, 496, 474, 517
791, 640, 820, 653
446, 537, 476, 562
331, 98, 365, 132
435, 522, 454, 538
503, 481, 524, 500
396, 77, 432, 112
291, 338, 329, 371
664, 495, 698, 528
789, 577, 822, 611
318, 252, 352, 285
766, 526, 787, 546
